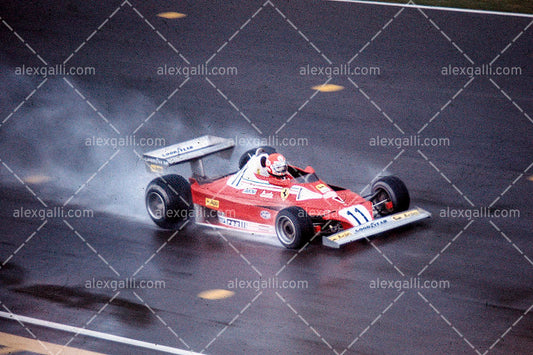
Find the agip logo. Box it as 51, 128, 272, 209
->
205, 198, 220, 209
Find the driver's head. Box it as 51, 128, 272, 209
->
266, 153, 288, 176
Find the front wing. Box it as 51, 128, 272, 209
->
322, 207, 431, 248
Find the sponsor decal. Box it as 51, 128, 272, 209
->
353, 219, 387, 233
316, 183, 331, 193
328, 230, 351, 242
328, 219, 388, 242
161, 144, 195, 158
242, 188, 257, 195
260, 191, 273, 199
177, 144, 195, 154
260, 210, 271, 220
392, 210, 420, 221
205, 198, 220, 209
281, 188, 290, 200
219, 216, 248, 229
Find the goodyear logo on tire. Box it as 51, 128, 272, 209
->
206, 198, 220, 209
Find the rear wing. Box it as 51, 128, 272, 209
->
142, 135, 234, 176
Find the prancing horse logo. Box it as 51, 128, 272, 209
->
281, 188, 290, 200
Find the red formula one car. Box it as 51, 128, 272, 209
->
142, 136, 430, 249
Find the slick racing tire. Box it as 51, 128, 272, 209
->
145, 174, 192, 229
275, 207, 313, 249
371, 175, 410, 216
238, 146, 276, 169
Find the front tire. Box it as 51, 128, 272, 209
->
145, 174, 192, 229
275, 207, 313, 249
371, 175, 410, 216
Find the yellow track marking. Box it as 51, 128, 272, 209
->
23, 175, 52, 184
0, 331, 105, 355
157, 12, 186, 19
197, 289, 235, 300
312, 84, 344, 92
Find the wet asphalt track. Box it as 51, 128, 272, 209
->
0, 0, 532, 354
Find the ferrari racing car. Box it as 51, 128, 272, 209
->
142, 135, 430, 249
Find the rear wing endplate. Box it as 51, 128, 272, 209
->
142, 135, 234, 176
323, 207, 431, 248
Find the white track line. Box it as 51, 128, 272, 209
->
328, 0, 533, 18
0, 311, 202, 355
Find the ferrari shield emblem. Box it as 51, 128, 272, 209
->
281, 188, 290, 200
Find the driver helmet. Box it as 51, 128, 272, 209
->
266, 153, 288, 177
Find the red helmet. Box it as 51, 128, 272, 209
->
266, 153, 288, 176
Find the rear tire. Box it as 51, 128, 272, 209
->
145, 174, 192, 229
371, 175, 410, 216
238, 146, 276, 169
275, 207, 313, 249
